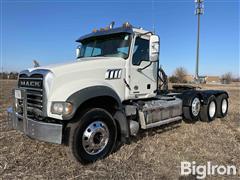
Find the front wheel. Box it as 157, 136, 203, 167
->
66, 108, 117, 164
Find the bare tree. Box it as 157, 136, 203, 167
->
232, 76, 240, 82
0, 72, 8, 79
171, 67, 188, 83
0, 72, 19, 79
221, 72, 233, 84
169, 75, 178, 83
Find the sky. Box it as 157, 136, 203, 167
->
1, 0, 239, 76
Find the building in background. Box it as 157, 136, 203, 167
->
205, 76, 221, 84
184, 75, 220, 84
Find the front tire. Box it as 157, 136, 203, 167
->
66, 108, 117, 164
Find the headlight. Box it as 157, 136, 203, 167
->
51, 102, 73, 115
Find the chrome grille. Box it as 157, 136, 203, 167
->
18, 74, 44, 119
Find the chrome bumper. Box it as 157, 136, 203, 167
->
7, 107, 63, 144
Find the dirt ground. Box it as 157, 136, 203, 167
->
0, 80, 239, 180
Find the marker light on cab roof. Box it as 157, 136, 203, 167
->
123, 22, 132, 28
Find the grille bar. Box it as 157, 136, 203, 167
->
19, 77, 43, 80
27, 102, 43, 109
21, 87, 43, 92
26, 92, 43, 97
27, 98, 43, 103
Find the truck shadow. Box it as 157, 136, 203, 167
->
131, 120, 182, 143
182, 119, 198, 124
113, 121, 183, 153
114, 119, 198, 152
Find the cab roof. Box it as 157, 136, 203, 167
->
76, 27, 134, 42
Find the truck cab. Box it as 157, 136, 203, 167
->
75, 24, 159, 100
7, 22, 229, 164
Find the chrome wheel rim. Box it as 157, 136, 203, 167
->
222, 99, 227, 114
192, 97, 201, 117
82, 121, 109, 155
209, 101, 216, 118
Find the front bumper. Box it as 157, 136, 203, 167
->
7, 107, 63, 144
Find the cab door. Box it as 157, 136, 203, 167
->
129, 36, 157, 99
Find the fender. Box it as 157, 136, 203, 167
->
63, 85, 130, 143
114, 110, 130, 143
177, 90, 200, 106
177, 90, 228, 106
198, 90, 229, 105
63, 85, 122, 120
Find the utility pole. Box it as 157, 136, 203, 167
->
194, 0, 204, 83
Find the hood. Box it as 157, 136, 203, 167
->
24, 57, 126, 76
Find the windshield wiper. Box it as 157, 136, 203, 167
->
91, 54, 107, 57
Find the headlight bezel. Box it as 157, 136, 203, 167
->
51, 102, 73, 115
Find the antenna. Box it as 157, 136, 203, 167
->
194, 0, 204, 83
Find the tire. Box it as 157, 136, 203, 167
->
66, 108, 117, 164
183, 96, 201, 122
200, 95, 217, 122
216, 94, 228, 118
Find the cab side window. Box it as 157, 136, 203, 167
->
132, 37, 149, 65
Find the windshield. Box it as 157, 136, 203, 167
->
78, 33, 131, 59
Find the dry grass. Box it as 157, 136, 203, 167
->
0, 80, 239, 179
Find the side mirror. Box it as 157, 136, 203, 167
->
76, 44, 82, 59
149, 35, 160, 62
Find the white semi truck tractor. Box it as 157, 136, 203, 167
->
7, 23, 229, 164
